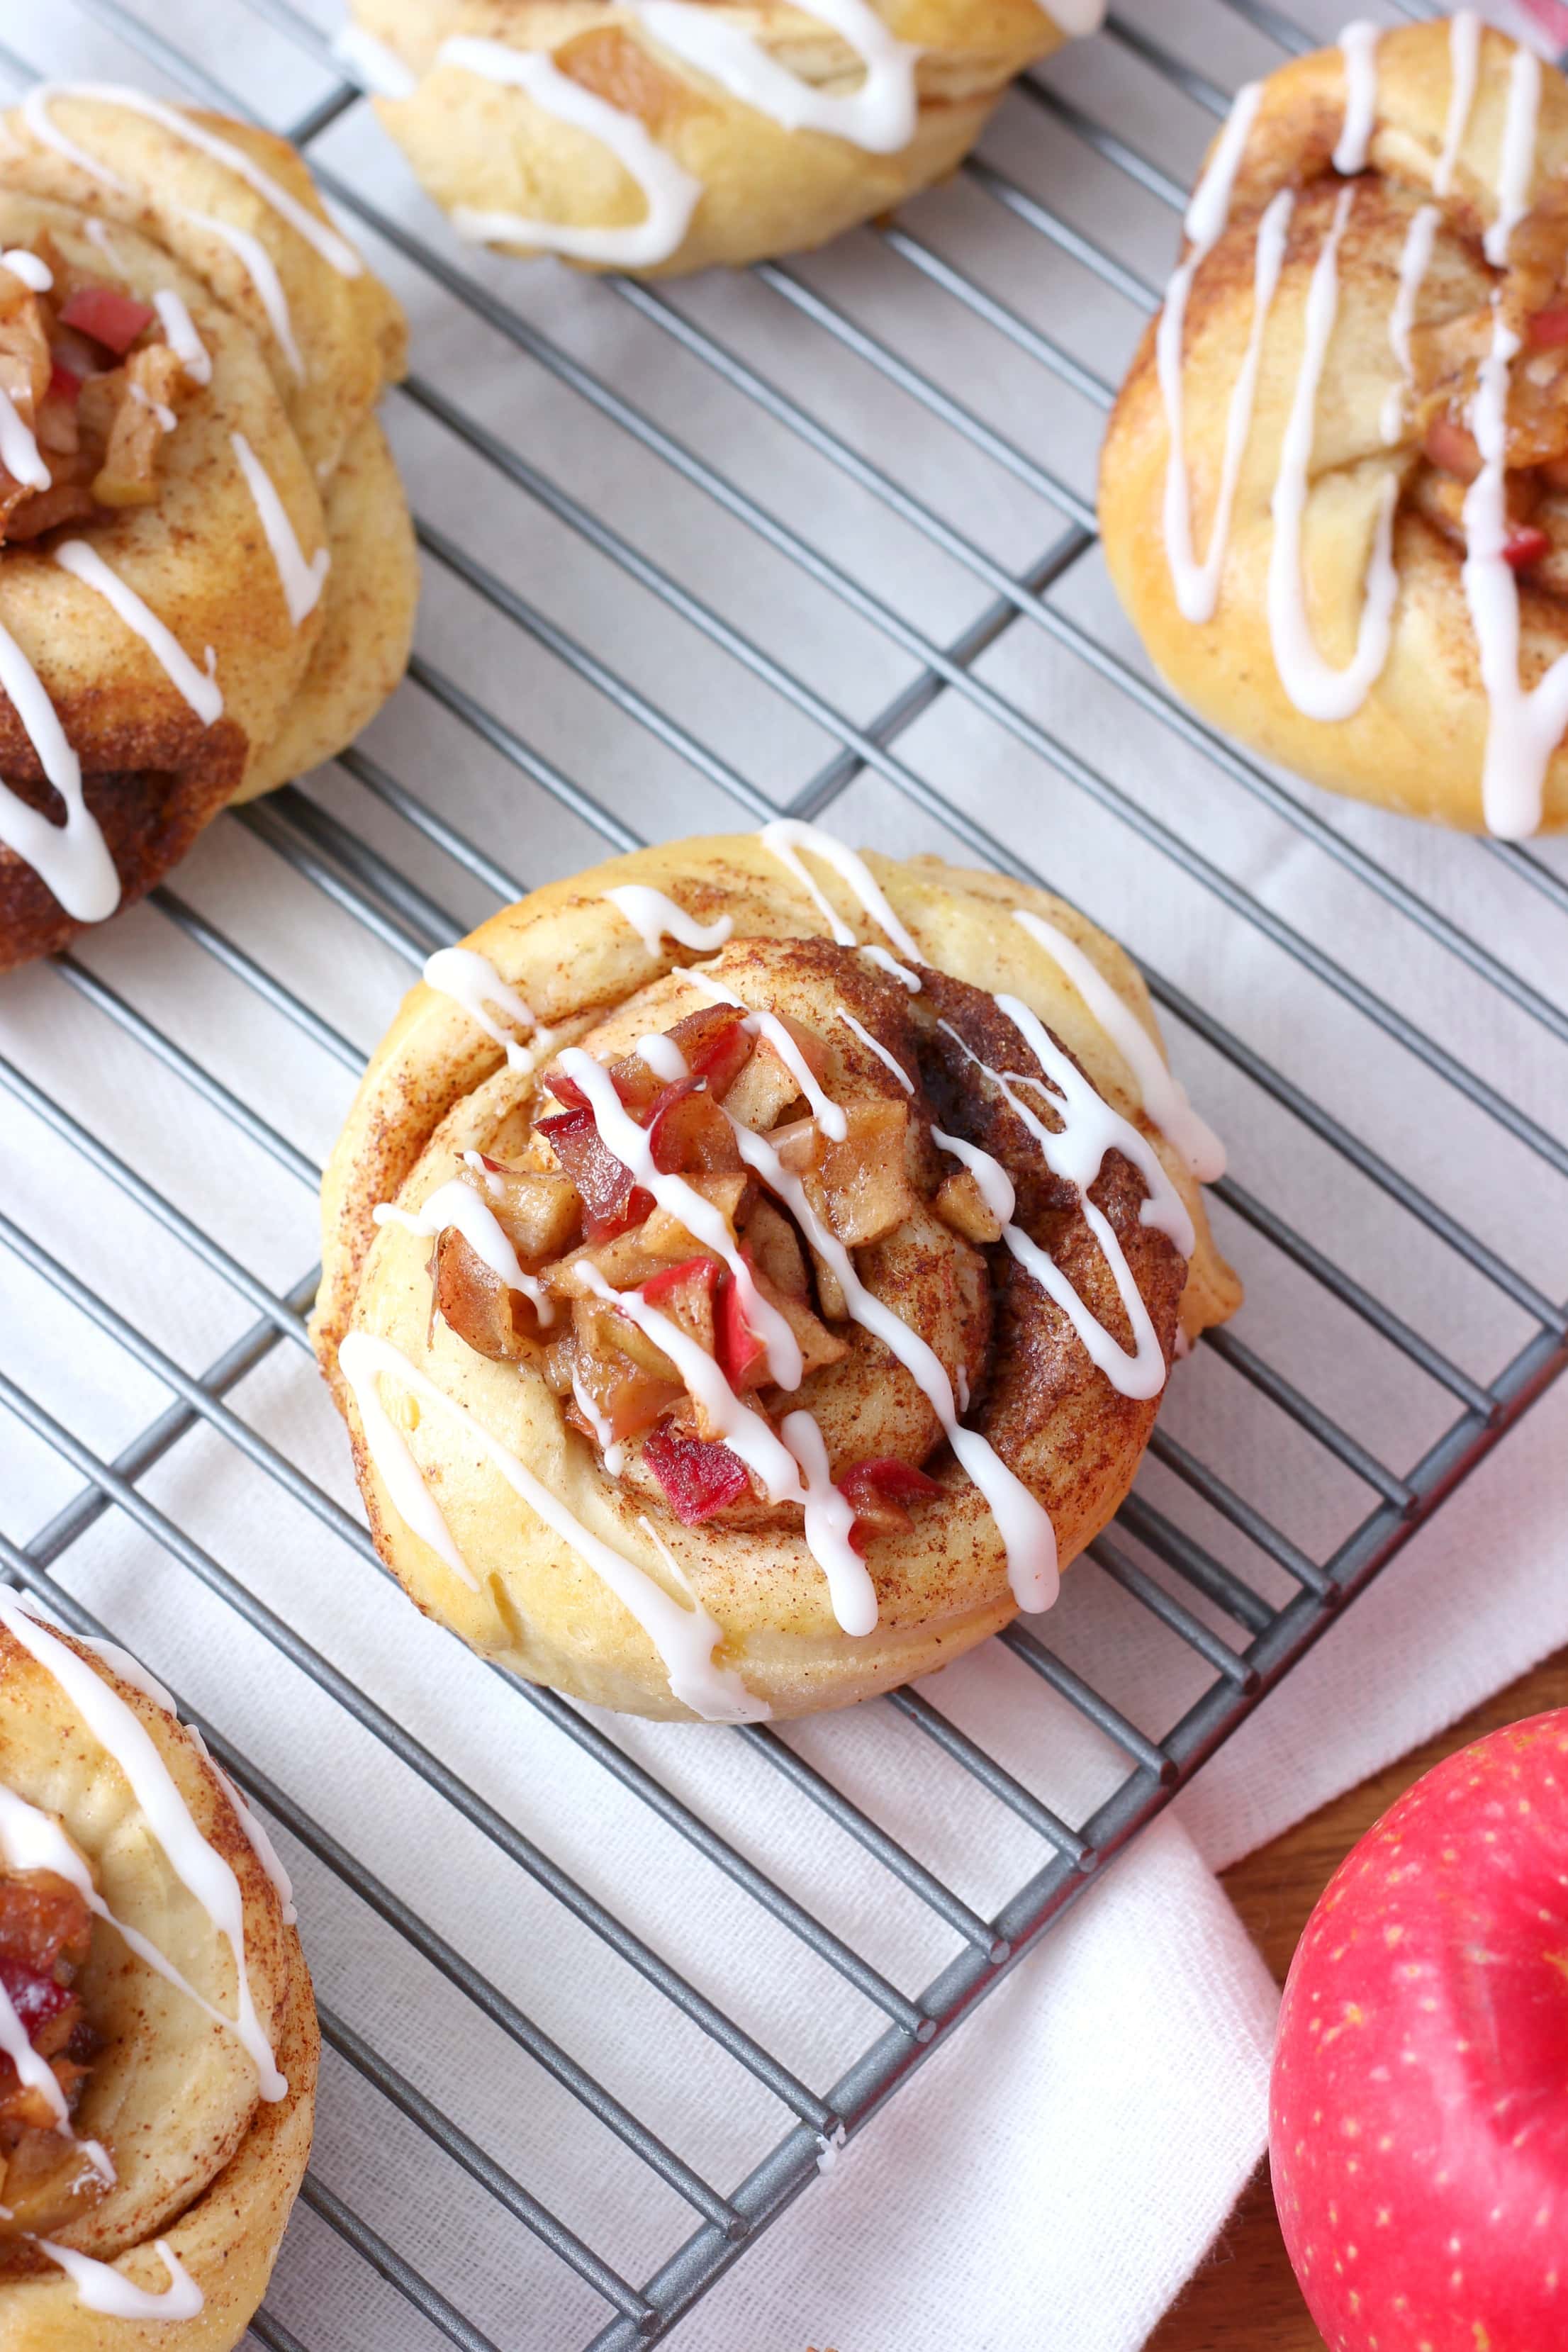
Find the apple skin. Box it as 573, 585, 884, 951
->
1270, 1710, 1568, 2352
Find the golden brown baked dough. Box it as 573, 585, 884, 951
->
313, 829, 1239, 1722
349, 0, 1102, 278
0, 1606, 315, 2349
0, 88, 417, 968
1099, 18, 1568, 837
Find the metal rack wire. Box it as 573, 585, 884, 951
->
1, 0, 1565, 2343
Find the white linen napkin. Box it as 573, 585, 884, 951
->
1, 0, 1566, 2346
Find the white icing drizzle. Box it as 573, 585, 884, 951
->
424, 946, 543, 1071
581, 1262, 881, 1636
579, 1263, 805, 1501
336, 1331, 478, 1590
0, 385, 49, 492
727, 1111, 1058, 1612
685, 966, 849, 1141
603, 882, 733, 956
0, 616, 120, 922
0, 1783, 259, 2059
0, 1594, 286, 2100
637, 0, 919, 155
779, 1409, 875, 1639
333, 23, 420, 99
930, 1116, 1167, 1401
861, 943, 922, 988
19, 87, 133, 191
0, 1973, 73, 2132
34, 2239, 203, 2320
1012, 907, 1224, 1180
23, 85, 363, 276
758, 819, 922, 961
374, 1175, 556, 1324
54, 541, 225, 725
152, 288, 211, 384
72, 1633, 175, 1713
1332, 22, 1379, 177
0, 247, 51, 290
1485, 41, 1539, 267
1437, 11, 1482, 195
1155, 79, 1267, 623
570, 1369, 626, 1474
635, 1030, 689, 1080
1379, 200, 1437, 444
337, 1330, 768, 1720
551, 1053, 885, 1635
186, 208, 303, 380
128, 379, 177, 433
930, 1121, 1014, 1226
439, 40, 703, 270
1462, 303, 1568, 840
1382, 13, 1480, 444
836, 1006, 912, 1091
1266, 183, 1399, 721
82, 218, 121, 257
230, 432, 329, 625
976, 996, 1194, 1256
556, 1046, 802, 1386
189, 1746, 298, 1927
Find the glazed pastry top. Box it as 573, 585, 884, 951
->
1111, 15, 1568, 838
318, 827, 1241, 1722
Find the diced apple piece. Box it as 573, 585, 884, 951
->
570, 1336, 685, 1443
934, 1166, 1004, 1245
663, 1005, 753, 1094
722, 1040, 809, 1133
648, 1085, 741, 1172
554, 1226, 697, 1295
535, 1104, 651, 1241
642, 1423, 751, 1523
768, 1116, 819, 1174
716, 1271, 769, 1392
573, 1294, 678, 1384
641, 1255, 720, 1358
766, 1280, 848, 1377
742, 1197, 810, 1299
684, 1172, 752, 1228
809, 1102, 916, 1246
808, 1245, 849, 1321
469, 1157, 581, 1261
434, 1228, 544, 1360
838, 1455, 943, 1547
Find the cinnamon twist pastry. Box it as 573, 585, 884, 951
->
0, 84, 416, 969
1100, 16, 1568, 837
313, 829, 1240, 1722
344, 0, 1104, 278
0, 1599, 315, 2349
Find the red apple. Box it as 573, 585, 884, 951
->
1270, 1710, 1568, 2352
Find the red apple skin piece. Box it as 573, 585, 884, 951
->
1270, 1710, 1568, 2352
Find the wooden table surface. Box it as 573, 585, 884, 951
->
1148, 1645, 1568, 2351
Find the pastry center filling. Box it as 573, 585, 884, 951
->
0, 1864, 103, 2244
0, 245, 192, 544
428, 985, 975, 1545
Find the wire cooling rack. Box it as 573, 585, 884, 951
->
2, 0, 1567, 2342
